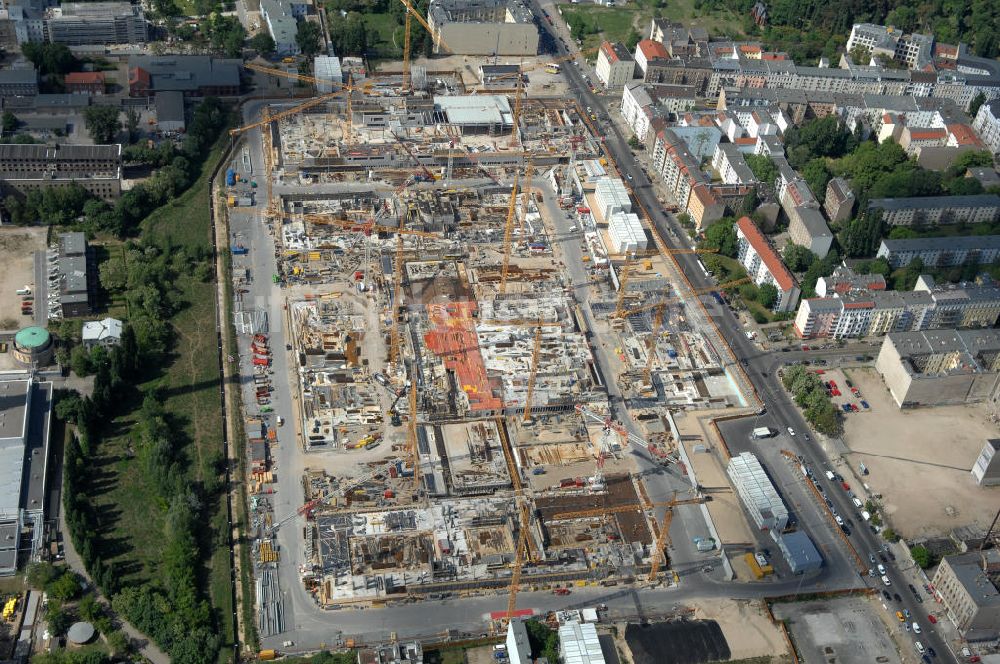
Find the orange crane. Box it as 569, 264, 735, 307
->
301, 215, 441, 240
398, 0, 452, 92
498, 171, 520, 295
613, 247, 720, 319
392, 132, 436, 182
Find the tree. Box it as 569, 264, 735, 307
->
969, 92, 987, 120
26, 562, 59, 589
47, 569, 82, 601
249, 32, 276, 57
21, 42, 76, 75
297, 20, 323, 57
802, 158, 832, 204
83, 106, 121, 144
758, 283, 779, 308
2, 111, 17, 134
70, 346, 93, 377
625, 29, 641, 50
700, 218, 738, 257
46, 602, 70, 636
627, 135, 642, 150
745, 154, 778, 186
885, 5, 918, 32
107, 630, 130, 657
738, 282, 759, 301
124, 106, 141, 144
910, 545, 933, 569
883, 528, 900, 543
783, 243, 816, 272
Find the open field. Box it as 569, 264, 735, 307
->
687, 598, 789, 661
0, 226, 46, 329
837, 367, 1000, 540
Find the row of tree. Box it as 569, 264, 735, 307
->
780, 364, 841, 435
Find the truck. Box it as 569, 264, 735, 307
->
226, 169, 236, 187
253, 356, 270, 367
750, 427, 775, 439
693, 537, 716, 552
231, 245, 248, 255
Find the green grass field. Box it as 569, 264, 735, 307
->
364, 13, 403, 59
87, 134, 233, 658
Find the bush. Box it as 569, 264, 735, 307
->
883, 528, 900, 543
910, 545, 934, 569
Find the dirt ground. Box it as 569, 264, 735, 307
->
389, 54, 574, 98
686, 598, 789, 661
838, 367, 1000, 540
772, 595, 901, 664
0, 227, 46, 331
675, 412, 754, 546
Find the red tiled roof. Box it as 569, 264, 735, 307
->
65, 71, 105, 85
736, 216, 795, 291
947, 124, 984, 146
637, 39, 669, 61
907, 128, 946, 140
601, 40, 620, 63
735, 136, 756, 145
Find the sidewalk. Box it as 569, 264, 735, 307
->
57, 508, 170, 664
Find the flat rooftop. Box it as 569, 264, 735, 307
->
0, 379, 29, 441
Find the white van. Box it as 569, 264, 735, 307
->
882, 575, 891, 586
915, 642, 925, 654
852, 497, 863, 508
861, 510, 871, 521
825, 471, 835, 480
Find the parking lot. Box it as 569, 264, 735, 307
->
0, 227, 47, 328
773, 596, 902, 664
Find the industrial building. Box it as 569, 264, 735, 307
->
128, 56, 241, 97
558, 620, 606, 664
727, 452, 788, 532
877, 235, 1000, 268
0, 66, 38, 97
608, 212, 646, 253
931, 549, 1000, 641
770, 529, 822, 574
875, 329, 1000, 407
154, 91, 185, 132
0, 372, 53, 576
56, 232, 94, 317
314, 55, 343, 93
10, 327, 52, 367
735, 216, 800, 312
507, 619, 531, 664
427, 0, 538, 56
0, 143, 121, 201
970, 439, 1000, 486
44, 2, 147, 45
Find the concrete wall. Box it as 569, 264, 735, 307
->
436, 23, 537, 55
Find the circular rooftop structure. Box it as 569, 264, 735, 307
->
14, 326, 49, 349
67, 621, 95, 645
12, 326, 53, 367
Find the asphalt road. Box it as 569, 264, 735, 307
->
528, 12, 957, 662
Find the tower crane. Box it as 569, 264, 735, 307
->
522, 327, 543, 422
398, 0, 452, 92
642, 304, 666, 386
574, 404, 677, 464
648, 495, 707, 582
610, 276, 752, 320
498, 171, 520, 295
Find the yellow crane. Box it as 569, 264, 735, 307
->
398, 0, 452, 92
498, 171, 520, 295
642, 304, 666, 385
611, 276, 752, 319
302, 215, 442, 239
648, 495, 707, 582
522, 328, 543, 422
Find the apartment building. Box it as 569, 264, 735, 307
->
596, 41, 634, 90
649, 83, 697, 116
634, 39, 668, 77
44, 2, 147, 45
621, 81, 656, 142
56, 231, 95, 317
260, 0, 301, 55
787, 205, 833, 259
64, 71, 104, 95
846, 23, 935, 69
877, 235, 1000, 268
824, 177, 855, 223
735, 216, 800, 311
793, 268, 1000, 338
973, 99, 1000, 156
710, 142, 756, 185
0, 143, 121, 201
644, 56, 714, 96
877, 329, 1000, 407
867, 195, 1000, 226
932, 550, 1000, 641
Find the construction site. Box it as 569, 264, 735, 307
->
227, 4, 739, 639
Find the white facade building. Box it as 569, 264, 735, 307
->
621, 81, 654, 142
558, 621, 605, 664
593, 177, 631, 222
727, 452, 789, 532
973, 99, 1000, 156
82, 317, 122, 349
506, 619, 531, 664
595, 41, 634, 90
608, 211, 646, 253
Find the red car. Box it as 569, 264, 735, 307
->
832, 389, 842, 397
829, 380, 838, 389
841, 482, 850, 491
927, 614, 937, 624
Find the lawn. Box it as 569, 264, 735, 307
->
86, 133, 233, 656
364, 12, 404, 60
558, 4, 641, 52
